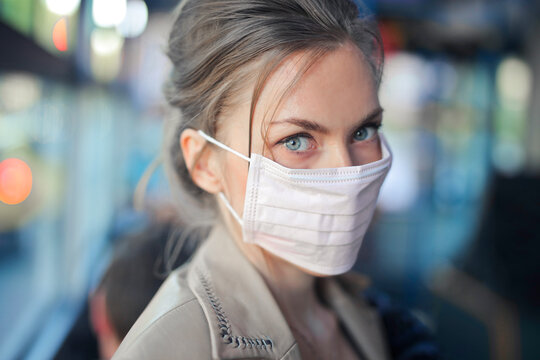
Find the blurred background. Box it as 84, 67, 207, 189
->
0, 0, 538, 359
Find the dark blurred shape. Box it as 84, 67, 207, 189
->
461, 173, 540, 309
0, 21, 73, 79
377, 0, 538, 57
54, 219, 198, 360
98, 221, 197, 341
0, 230, 20, 261
364, 289, 441, 360
430, 172, 540, 360
52, 304, 100, 360
430, 265, 519, 360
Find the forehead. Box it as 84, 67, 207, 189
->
255, 42, 378, 130
217, 42, 378, 143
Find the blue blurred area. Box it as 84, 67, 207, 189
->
0, 0, 539, 359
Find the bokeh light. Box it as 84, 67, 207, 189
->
379, 52, 427, 126
90, 28, 124, 82
45, 0, 81, 16
496, 56, 532, 105
492, 56, 532, 175
90, 28, 124, 56
117, 0, 148, 38
52, 17, 68, 52
0, 73, 42, 113
0, 158, 33, 205
92, 0, 127, 28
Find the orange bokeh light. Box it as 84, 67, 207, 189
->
53, 17, 68, 52
0, 158, 33, 205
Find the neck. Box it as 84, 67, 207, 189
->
257, 251, 319, 315
248, 246, 339, 344
219, 206, 324, 325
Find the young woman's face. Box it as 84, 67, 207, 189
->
214, 41, 383, 220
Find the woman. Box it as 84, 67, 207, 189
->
113, 0, 437, 359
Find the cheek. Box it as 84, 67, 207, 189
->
352, 136, 383, 165
221, 153, 250, 215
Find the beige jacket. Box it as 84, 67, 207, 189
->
112, 223, 390, 360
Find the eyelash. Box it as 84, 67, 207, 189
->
277, 132, 313, 145
276, 122, 382, 149
353, 121, 382, 142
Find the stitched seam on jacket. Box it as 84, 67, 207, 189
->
122, 297, 199, 353
198, 270, 274, 351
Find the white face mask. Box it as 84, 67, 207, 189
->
198, 129, 392, 276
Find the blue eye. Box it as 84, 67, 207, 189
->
283, 136, 310, 151
353, 126, 378, 142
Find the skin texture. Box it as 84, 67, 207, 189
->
180, 41, 383, 360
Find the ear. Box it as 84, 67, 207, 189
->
180, 128, 222, 194
89, 290, 116, 338
89, 290, 121, 358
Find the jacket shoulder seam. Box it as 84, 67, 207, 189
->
122, 297, 201, 353
280, 341, 298, 359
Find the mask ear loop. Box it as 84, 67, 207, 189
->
197, 130, 251, 162
218, 193, 244, 226
197, 130, 248, 226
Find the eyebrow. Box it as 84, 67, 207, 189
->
272, 107, 384, 134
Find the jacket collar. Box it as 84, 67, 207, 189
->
320, 276, 390, 360
187, 222, 389, 360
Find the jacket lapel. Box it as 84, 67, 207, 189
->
186, 222, 389, 360
187, 223, 300, 360
320, 276, 391, 360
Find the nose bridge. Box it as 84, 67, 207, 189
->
332, 142, 354, 168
